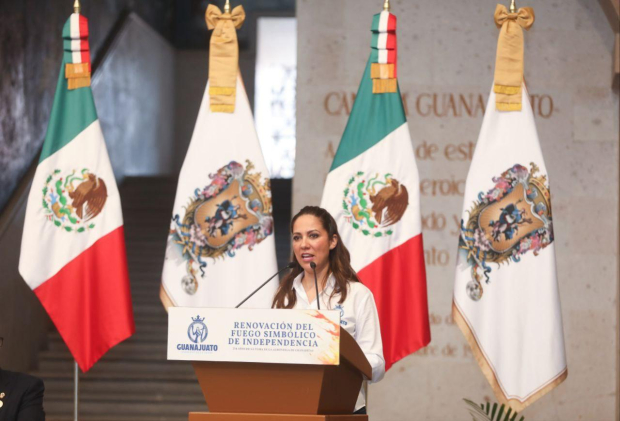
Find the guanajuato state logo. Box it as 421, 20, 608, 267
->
342, 172, 408, 237
42, 168, 108, 233
459, 163, 554, 301
168, 160, 274, 295
187, 315, 208, 344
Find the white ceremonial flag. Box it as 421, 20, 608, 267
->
453, 85, 567, 411
160, 75, 278, 309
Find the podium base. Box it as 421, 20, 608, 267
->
189, 413, 368, 421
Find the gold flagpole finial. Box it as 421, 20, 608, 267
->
224, 0, 231, 14
74, 0, 80, 14
509, 0, 516, 13
383, 0, 390, 12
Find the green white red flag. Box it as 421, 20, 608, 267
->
321, 10, 430, 370
19, 13, 134, 372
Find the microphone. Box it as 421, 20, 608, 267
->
235, 262, 295, 308
310, 262, 320, 310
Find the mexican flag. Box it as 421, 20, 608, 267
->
19, 13, 135, 372
159, 75, 279, 309
452, 84, 567, 411
320, 10, 430, 371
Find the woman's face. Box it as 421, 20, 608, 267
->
292, 214, 337, 273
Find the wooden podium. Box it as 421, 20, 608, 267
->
188, 329, 372, 421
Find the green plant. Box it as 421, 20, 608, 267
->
463, 399, 524, 421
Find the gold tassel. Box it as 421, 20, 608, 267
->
493, 4, 534, 111
206, 4, 245, 113
209, 86, 236, 96
373, 78, 397, 93
65, 63, 91, 90
371, 63, 395, 79
493, 85, 521, 95
210, 104, 236, 113
496, 102, 522, 111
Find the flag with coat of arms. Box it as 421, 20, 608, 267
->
19, 11, 135, 372
320, 7, 431, 371
452, 4, 567, 411
160, 4, 278, 309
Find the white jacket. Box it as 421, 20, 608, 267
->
289, 272, 385, 411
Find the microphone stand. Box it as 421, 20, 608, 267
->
235, 263, 294, 308
310, 262, 321, 310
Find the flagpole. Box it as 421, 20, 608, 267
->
74, 361, 79, 421
383, 0, 390, 11
509, 0, 516, 13
71, 10, 81, 420
224, 0, 230, 13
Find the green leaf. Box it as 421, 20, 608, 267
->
348, 177, 355, 184
356, 171, 364, 176
386, 230, 393, 235
343, 188, 349, 196
42, 187, 48, 195
88, 224, 95, 229
42, 200, 48, 209
64, 226, 73, 232
54, 220, 61, 227
46, 176, 52, 183
374, 232, 382, 237
496, 404, 505, 421
462, 399, 492, 421
352, 223, 359, 229
361, 230, 370, 236
77, 227, 85, 233
54, 169, 61, 174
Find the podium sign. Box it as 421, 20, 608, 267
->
168, 307, 341, 365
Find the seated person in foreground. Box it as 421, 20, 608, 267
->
0, 336, 46, 421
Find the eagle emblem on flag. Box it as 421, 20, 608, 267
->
167, 160, 274, 295
42, 168, 108, 233
458, 163, 554, 301
342, 171, 408, 238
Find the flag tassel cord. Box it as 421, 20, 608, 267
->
74, 361, 79, 421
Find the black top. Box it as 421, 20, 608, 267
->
0, 369, 45, 421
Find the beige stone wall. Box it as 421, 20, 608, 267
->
295, 0, 619, 419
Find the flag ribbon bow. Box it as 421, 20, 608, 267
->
493, 4, 534, 111
206, 4, 245, 113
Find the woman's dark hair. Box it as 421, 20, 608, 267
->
272, 206, 360, 309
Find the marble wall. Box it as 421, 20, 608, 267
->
295, 0, 619, 419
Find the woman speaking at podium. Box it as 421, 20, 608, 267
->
272, 206, 385, 415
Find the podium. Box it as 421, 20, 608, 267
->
167, 308, 372, 421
